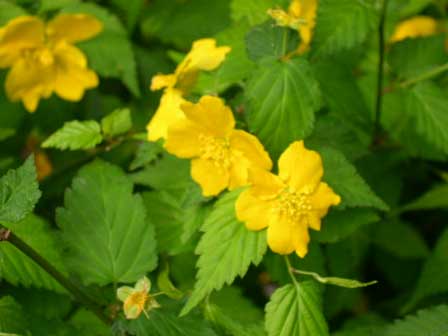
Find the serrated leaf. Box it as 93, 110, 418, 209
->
0, 296, 28, 334
246, 58, 322, 159
129, 141, 163, 171
181, 189, 267, 316
386, 305, 448, 336
312, 0, 377, 58
405, 82, 448, 155
245, 21, 300, 62
0, 215, 66, 292
0, 156, 41, 224
42, 120, 102, 151
57, 160, 157, 286
265, 281, 329, 336
101, 108, 132, 137
320, 148, 388, 210
402, 183, 448, 211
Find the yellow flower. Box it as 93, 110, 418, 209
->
268, 0, 318, 53
236, 141, 340, 258
164, 95, 272, 196
117, 276, 160, 320
0, 14, 102, 112
390, 16, 438, 43
147, 39, 231, 141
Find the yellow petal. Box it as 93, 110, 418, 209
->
46, 13, 102, 43
165, 118, 205, 158
296, 0, 317, 46
309, 182, 341, 218
117, 286, 134, 302
236, 189, 273, 230
278, 141, 323, 192
292, 223, 310, 258
135, 276, 151, 293
150, 73, 177, 91
181, 95, 235, 138
229, 130, 272, 171
228, 154, 250, 190
52, 43, 98, 101
147, 89, 187, 141
248, 167, 284, 200
267, 214, 296, 255
191, 158, 229, 196
390, 16, 438, 43
124, 302, 142, 320
0, 16, 45, 68
180, 38, 231, 73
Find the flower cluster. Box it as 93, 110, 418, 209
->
0, 14, 102, 112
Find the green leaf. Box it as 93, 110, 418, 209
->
386, 305, 448, 336
101, 108, 132, 137
265, 281, 329, 336
245, 21, 300, 62
0, 156, 41, 224
129, 141, 163, 171
42, 120, 103, 151
320, 148, 388, 211
312, 0, 377, 58
246, 58, 322, 159
405, 82, 448, 155
157, 261, 184, 300
402, 183, 448, 211
403, 229, 448, 312
0, 215, 66, 293
0, 128, 15, 142
388, 35, 448, 79
230, 0, 275, 25
181, 189, 267, 316
110, 0, 144, 32
0, 296, 28, 334
0, 1, 27, 25
62, 3, 140, 96
38, 0, 80, 12
57, 160, 157, 286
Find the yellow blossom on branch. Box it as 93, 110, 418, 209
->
236, 141, 340, 258
164, 95, 272, 196
116, 276, 160, 320
147, 39, 231, 141
390, 16, 438, 43
0, 14, 102, 112
268, 0, 318, 53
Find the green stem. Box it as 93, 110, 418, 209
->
399, 62, 448, 88
284, 255, 298, 286
373, 0, 389, 144
0, 228, 110, 325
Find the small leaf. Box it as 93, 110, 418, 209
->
265, 281, 329, 336
157, 261, 184, 300
181, 189, 267, 316
402, 183, 448, 211
42, 120, 102, 150
129, 141, 163, 171
0, 156, 41, 224
101, 108, 132, 137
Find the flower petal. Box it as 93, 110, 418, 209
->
191, 158, 229, 196
135, 276, 151, 293
229, 130, 272, 171
117, 286, 134, 302
124, 301, 142, 320
164, 118, 205, 158
267, 214, 296, 255
181, 96, 235, 138
390, 16, 437, 43
278, 141, 323, 192
150, 73, 177, 91
309, 182, 341, 218
180, 38, 231, 73
147, 89, 187, 141
46, 14, 102, 43
236, 189, 273, 231
292, 223, 310, 258
0, 16, 45, 68
248, 167, 284, 200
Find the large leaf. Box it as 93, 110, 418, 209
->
0, 156, 41, 224
57, 160, 157, 286
405, 82, 448, 155
42, 120, 103, 151
265, 281, 329, 336
0, 296, 28, 334
181, 189, 267, 315
0, 215, 66, 292
312, 0, 377, 58
246, 58, 322, 159
230, 0, 276, 25
101, 108, 132, 138
402, 183, 448, 211
320, 148, 388, 210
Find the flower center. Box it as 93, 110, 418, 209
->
199, 134, 231, 168
127, 291, 148, 309
37, 48, 54, 66
275, 189, 312, 222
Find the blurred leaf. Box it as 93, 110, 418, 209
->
38, 0, 80, 12
129, 141, 163, 171
57, 160, 157, 285
101, 108, 132, 138
157, 261, 184, 300
246, 58, 322, 159
0, 128, 15, 142
0, 296, 28, 334
110, 0, 144, 32
42, 120, 102, 151
68, 308, 110, 336
0, 156, 41, 224
230, 0, 274, 25
265, 281, 329, 336
0, 1, 27, 25
245, 20, 299, 62
0, 215, 66, 293
320, 148, 389, 210
402, 183, 448, 211
312, 0, 377, 58
181, 189, 267, 315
